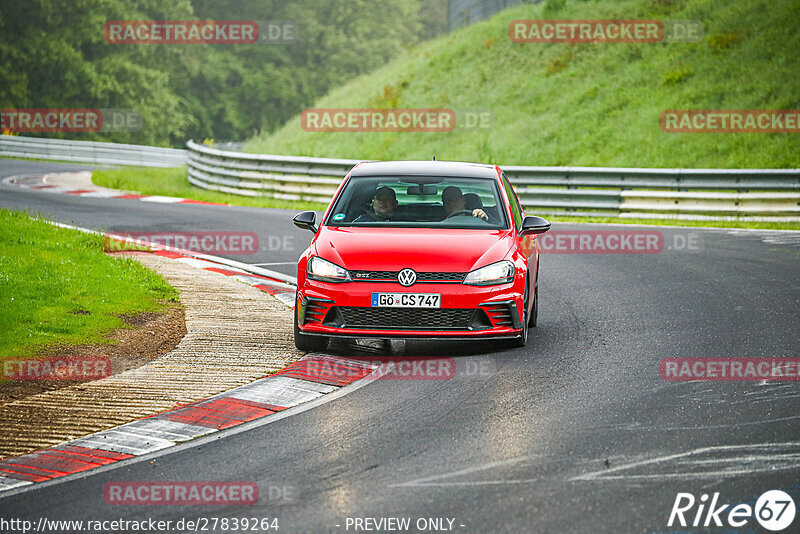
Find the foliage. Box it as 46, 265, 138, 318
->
0, 0, 427, 146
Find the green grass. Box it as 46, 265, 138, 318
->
91, 166, 328, 211
0, 209, 179, 358
244, 0, 800, 168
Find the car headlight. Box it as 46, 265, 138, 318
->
463, 260, 515, 286
307, 256, 351, 283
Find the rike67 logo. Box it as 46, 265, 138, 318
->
668, 490, 796, 531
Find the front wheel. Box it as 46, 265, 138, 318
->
528, 285, 538, 327
294, 307, 328, 352
512, 283, 530, 348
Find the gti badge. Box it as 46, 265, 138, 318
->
398, 268, 417, 287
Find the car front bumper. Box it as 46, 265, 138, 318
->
296, 279, 525, 339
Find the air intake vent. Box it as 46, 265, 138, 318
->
303, 299, 331, 324
483, 303, 515, 327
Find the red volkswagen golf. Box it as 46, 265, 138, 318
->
292, 160, 550, 351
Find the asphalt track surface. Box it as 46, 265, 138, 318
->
2, 160, 800, 533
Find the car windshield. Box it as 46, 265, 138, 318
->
325, 176, 509, 229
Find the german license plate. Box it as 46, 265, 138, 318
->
371, 293, 441, 308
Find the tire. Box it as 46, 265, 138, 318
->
528, 285, 538, 328
294, 307, 328, 352
512, 282, 529, 348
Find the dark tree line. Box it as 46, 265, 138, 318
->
0, 0, 447, 146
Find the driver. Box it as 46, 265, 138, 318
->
442, 186, 488, 221
354, 186, 400, 222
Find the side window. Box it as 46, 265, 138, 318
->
501, 173, 523, 229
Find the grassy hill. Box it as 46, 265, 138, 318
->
244, 0, 800, 168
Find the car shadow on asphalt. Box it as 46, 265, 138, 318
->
327, 336, 514, 358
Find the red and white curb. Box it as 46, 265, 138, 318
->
0, 223, 375, 494
90, 225, 298, 307
134, 248, 297, 308
3, 174, 227, 206
0, 355, 377, 492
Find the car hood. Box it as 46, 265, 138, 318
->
313, 226, 514, 273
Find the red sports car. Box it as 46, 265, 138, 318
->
292, 160, 550, 351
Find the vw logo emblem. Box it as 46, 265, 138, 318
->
397, 268, 417, 287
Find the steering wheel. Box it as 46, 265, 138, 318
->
446, 209, 474, 219
359, 208, 394, 222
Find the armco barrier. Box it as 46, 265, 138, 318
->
505, 166, 800, 218
0, 135, 186, 168
186, 140, 354, 203
187, 140, 799, 219
2, 135, 797, 219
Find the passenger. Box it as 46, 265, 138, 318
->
442, 186, 488, 221
354, 186, 400, 222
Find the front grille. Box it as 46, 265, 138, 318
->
350, 271, 465, 283
330, 307, 475, 330
419, 272, 467, 282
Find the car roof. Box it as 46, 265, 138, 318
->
350, 160, 499, 179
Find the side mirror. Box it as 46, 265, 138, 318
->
519, 215, 550, 236
293, 211, 318, 233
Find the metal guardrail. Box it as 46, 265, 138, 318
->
506, 166, 800, 217
186, 140, 356, 203
0, 135, 186, 167
2, 135, 797, 219
187, 140, 800, 219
